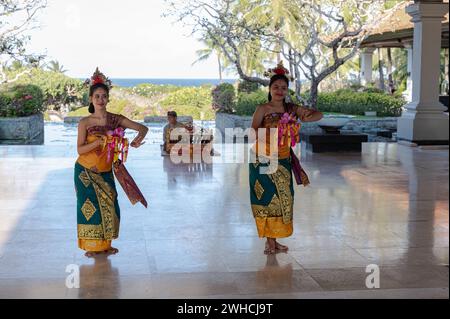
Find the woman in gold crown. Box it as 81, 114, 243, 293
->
249, 62, 323, 255
74, 68, 148, 257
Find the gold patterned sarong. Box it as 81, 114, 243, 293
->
75, 162, 120, 252
249, 110, 299, 238
249, 156, 294, 238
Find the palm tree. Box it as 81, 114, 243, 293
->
193, 37, 227, 81
392, 48, 408, 93
47, 60, 67, 73
336, 53, 360, 85
391, 48, 447, 94
10, 60, 24, 71
387, 48, 395, 93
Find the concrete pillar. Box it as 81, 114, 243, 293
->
360, 48, 375, 85
397, 2, 449, 145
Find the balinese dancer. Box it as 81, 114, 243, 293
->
249, 62, 323, 254
75, 68, 148, 257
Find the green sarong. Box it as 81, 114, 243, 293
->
249, 157, 294, 238
74, 162, 120, 251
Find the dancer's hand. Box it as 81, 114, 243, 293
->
95, 136, 106, 148
131, 136, 145, 148
94, 136, 106, 156
119, 116, 149, 148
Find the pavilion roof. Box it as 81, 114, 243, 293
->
370, 1, 448, 34
361, 0, 449, 48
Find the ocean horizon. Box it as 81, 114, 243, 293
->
108, 78, 237, 87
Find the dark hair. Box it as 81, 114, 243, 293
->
88, 83, 110, 113
167, 111, 177, 117
268, 74, 291, 112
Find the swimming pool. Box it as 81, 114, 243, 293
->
44, 121, 216, 146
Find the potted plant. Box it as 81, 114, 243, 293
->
0, 84, 45, 145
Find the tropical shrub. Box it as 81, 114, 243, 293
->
317, 91, 405, 116
235, 90, 268, 116
0, 84, 45, 117
234, 88, 405, 117
237, 80, 260, 94
11, 68, 86, 110
211, 83, 236, 113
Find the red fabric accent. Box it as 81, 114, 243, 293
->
113, 160, 148, 208
290, 148, 310, 187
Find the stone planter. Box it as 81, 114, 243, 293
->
215, 112, 252, 142
0, 113, 44, 145
316, 116, 353, 134
215, 112, 399, 142
63, 116, 83, 124
64, 115, 195, 124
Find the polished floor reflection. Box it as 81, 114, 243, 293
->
0, 142, 448, 298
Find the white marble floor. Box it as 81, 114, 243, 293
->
0, 142, 448, 298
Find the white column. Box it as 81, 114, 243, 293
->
360, 48, 375, 85
397, 2, 449, 145
402, 41, 414, 102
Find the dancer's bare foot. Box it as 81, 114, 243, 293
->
275, 241, 289, 252
104, 247, 119, 255
264, 239, 276, 255
85, 251, 101, 258
84, 247, 118, 258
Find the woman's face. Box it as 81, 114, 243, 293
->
269, 79, 288, 102
167, 115, 177, 125
90, 87, 109, 112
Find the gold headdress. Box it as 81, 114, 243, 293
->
84, 67, 113, 89
264, 61, 294, 81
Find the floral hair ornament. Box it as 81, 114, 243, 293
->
84, 67, 113, 89
263, 61, 294, 81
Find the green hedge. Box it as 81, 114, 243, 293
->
160, 86, 212, 108
68, 85, 216, 120
166, 104, 215, 120
68, 98, 146, 120
0, 84, 45, 117
160, 86, 214, 119
233, 89, 405, 117
235, 90, 268, 116
317, 90, 405, 117
11, 68, 86, 109
124, 83, 180, 98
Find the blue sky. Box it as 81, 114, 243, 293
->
27, 0, 233, 79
